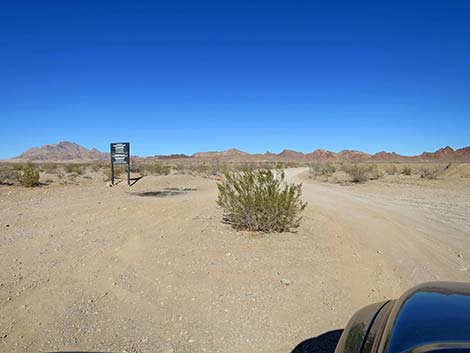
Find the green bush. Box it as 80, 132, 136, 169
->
402, 165, 412, 176
341, 164, 371, 183
216, 169, 307, 232
16, 163, 40, 187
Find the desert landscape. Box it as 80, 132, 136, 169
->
1, 142, 470, 353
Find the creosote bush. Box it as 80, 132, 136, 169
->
402, 165, 412, 176
65, 163, 85, 175
216, 169, 307, 232
385, 164, 398, 175
16, 163, 40, 187
309, 162, 336, 177
369, 165, 383, 180
341, 164, 372, 183
133, 163, 171, 176
420, 167, 439, 180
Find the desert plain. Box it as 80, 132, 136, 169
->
1, 162, 470, 353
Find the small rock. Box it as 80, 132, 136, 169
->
376, 250, 382, 254
457, 254, 464, 259
5, 224, 9, 227
280, 278, 291, 286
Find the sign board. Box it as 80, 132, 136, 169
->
110, 142, 130, 185
111, 142, 129, 165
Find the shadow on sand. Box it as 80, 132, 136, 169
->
290, 329, 343, 353
129, 175, 144, 186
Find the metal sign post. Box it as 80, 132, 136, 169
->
110, 142, 130, 186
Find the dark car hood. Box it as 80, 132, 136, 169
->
381, 281, 470, 353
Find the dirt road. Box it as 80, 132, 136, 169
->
1, 170, 469, 353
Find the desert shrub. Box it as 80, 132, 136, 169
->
104, 165, 124, 182
385, 164, 398, 175
137, 163, 171, 176
369, 165, 383, 180
402, 165, 412, 176
40, 163, 59, 173
231, 163, 256, 174
0, 164, 17, 185
207, 163, 229, 176
216, 169, 307, 232
91, 163, 106, 172
16, 163, 40, 187
172, 162, 232, 177
420, 167, 439, 180
341, 164, 372, 183
309, 162, 336, 177
65, 163, 85, 175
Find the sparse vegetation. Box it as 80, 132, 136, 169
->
341, 164, 372, 183
134, 163, 171, 176
65, 163, 85, 175
402, 165, 412, 176
40, 163, 59, 173
420, 167, 439, 180
309, 162, 336, 177
91, 163, 106, 172
104, 165, 125, 182
369, 165, 383, 180
15, 163, 40, 187
385, 164, 398, 175
216, 169, 307, 232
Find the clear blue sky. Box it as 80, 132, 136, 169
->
1, 1, 469, 158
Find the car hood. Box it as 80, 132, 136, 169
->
381, 281, 470, 353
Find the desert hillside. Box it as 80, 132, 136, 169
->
16, 141, 107, 162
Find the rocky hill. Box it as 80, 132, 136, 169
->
16, 141, 107, 161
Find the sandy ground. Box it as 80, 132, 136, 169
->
1, 168, 469, 353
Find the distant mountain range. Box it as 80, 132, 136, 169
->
12, 141, 470, 162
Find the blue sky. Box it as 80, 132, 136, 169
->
1, 1, 469, 158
